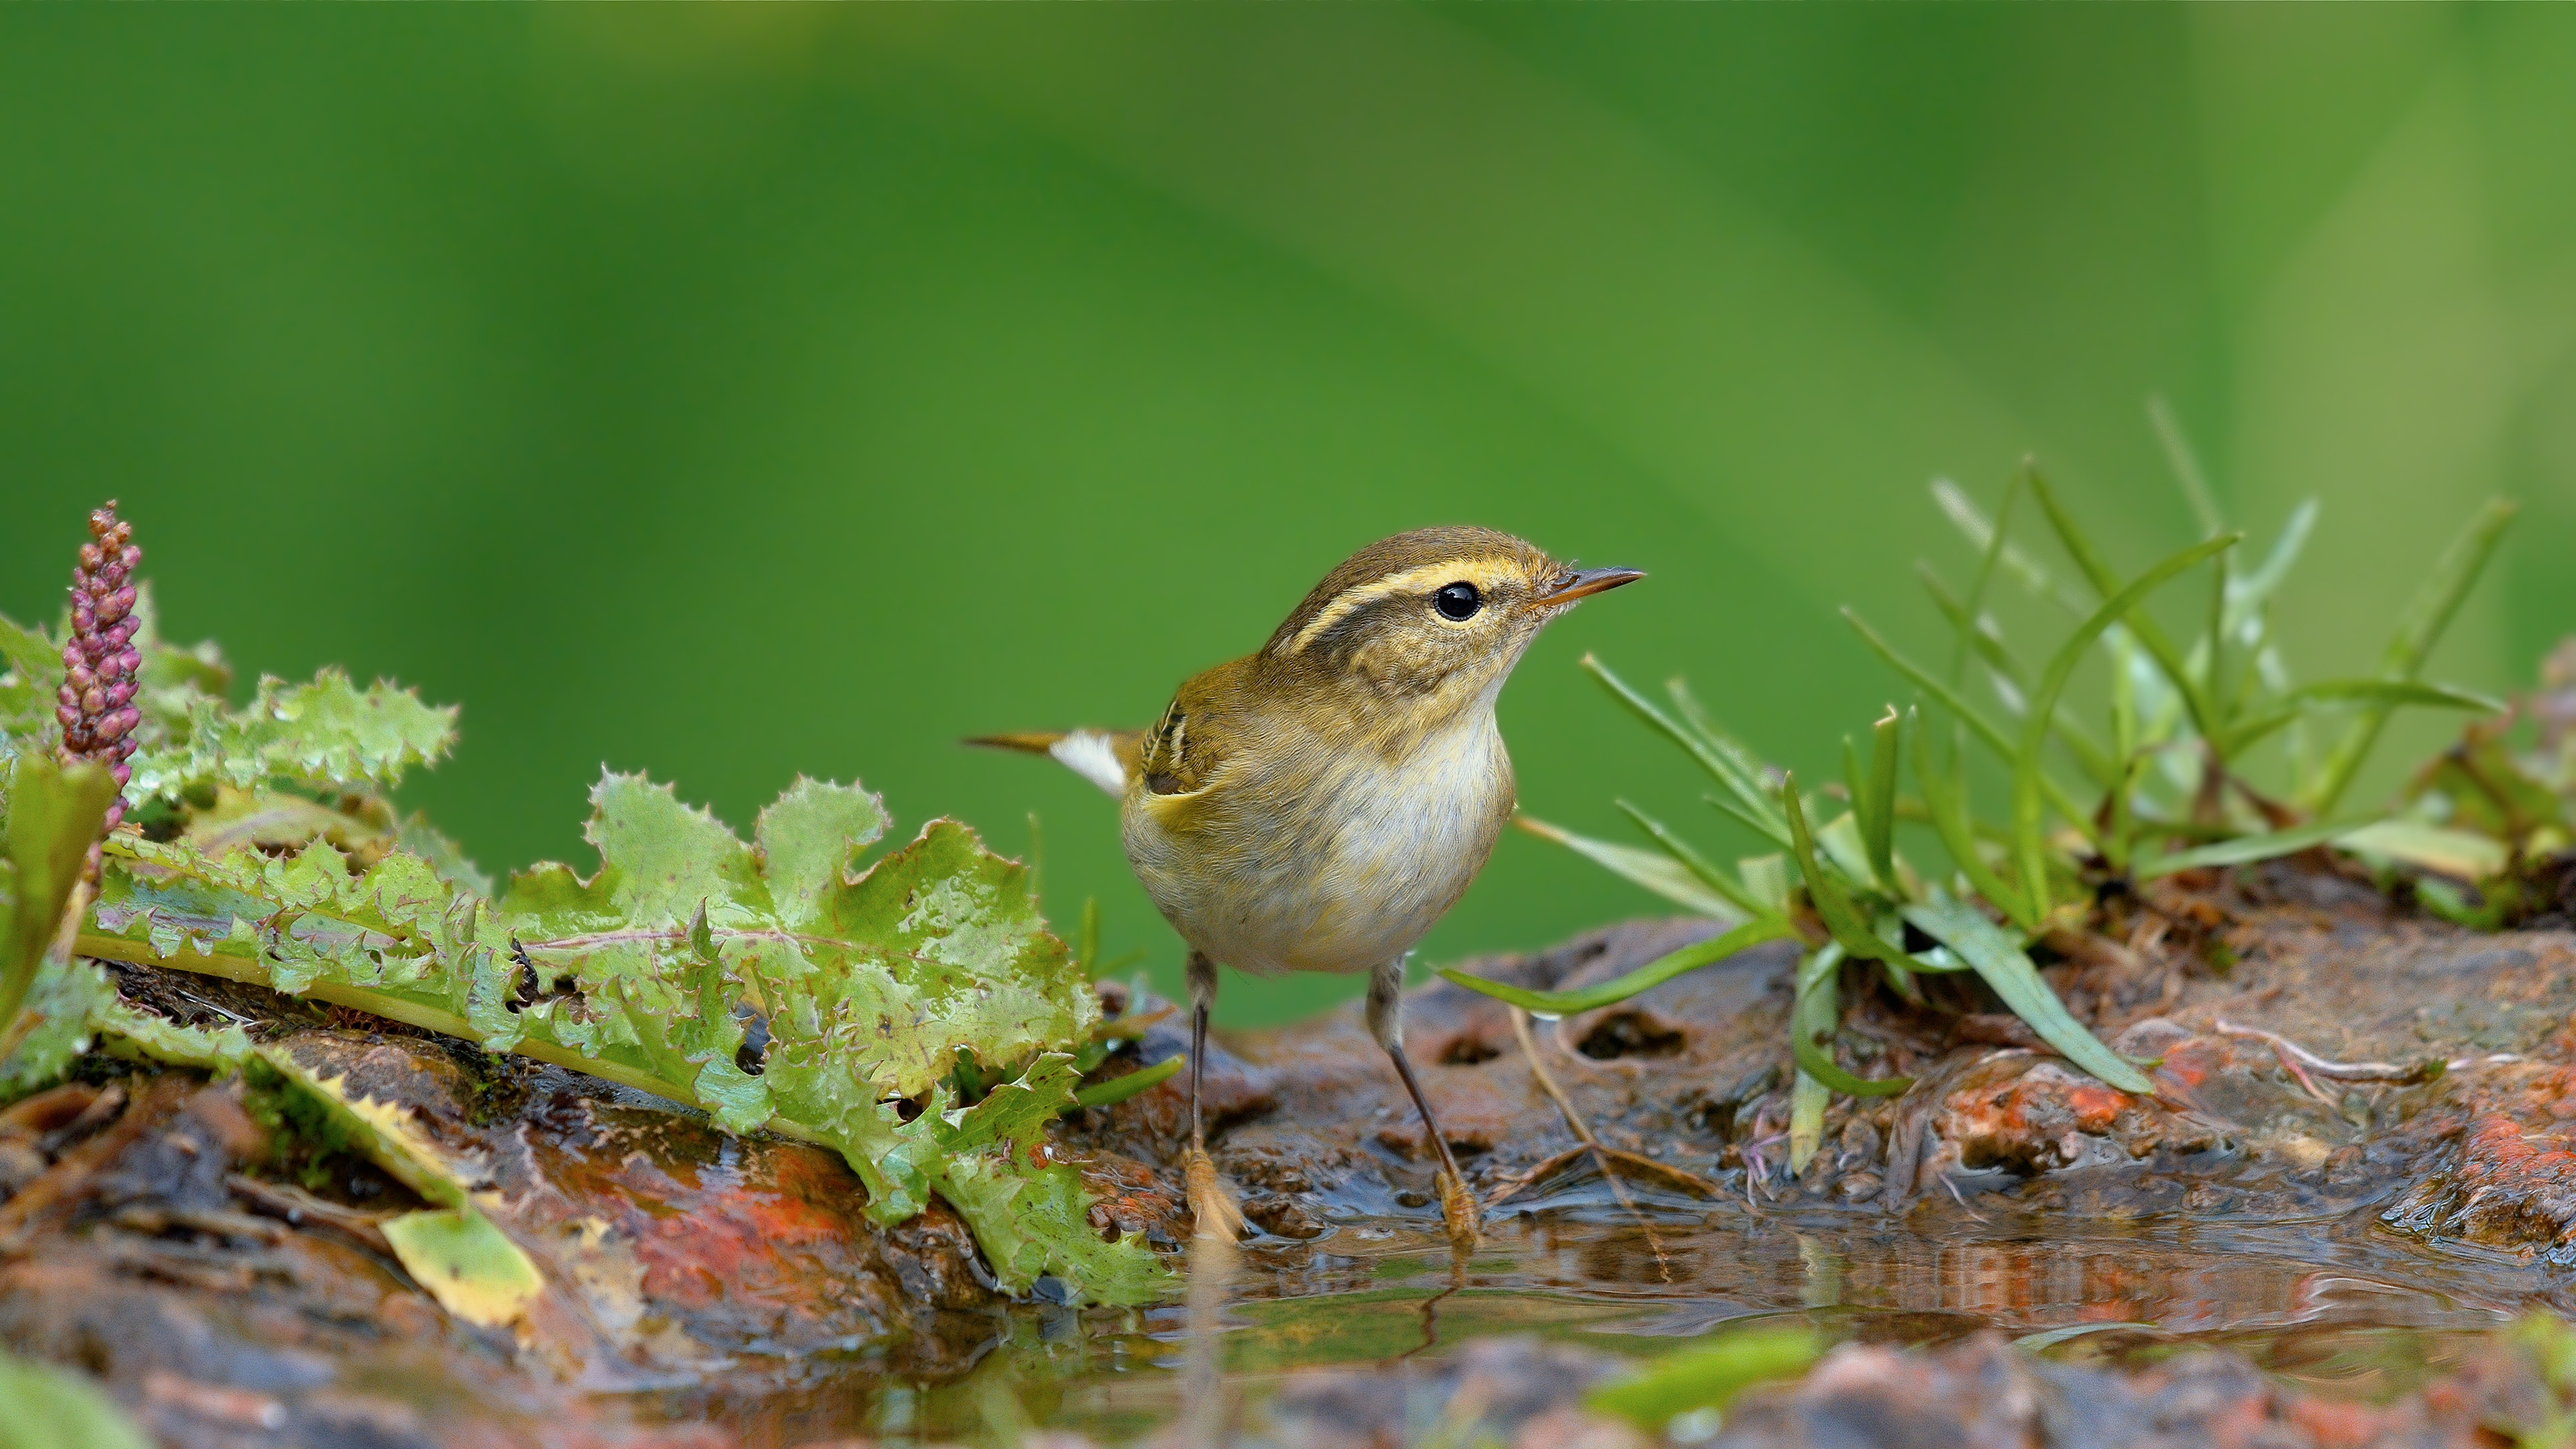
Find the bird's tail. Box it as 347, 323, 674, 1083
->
964, 728, 1136, 798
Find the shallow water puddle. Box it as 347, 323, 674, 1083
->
673, 1176, 2562, 1444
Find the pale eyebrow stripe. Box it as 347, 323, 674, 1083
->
1281, 561, 1495, 655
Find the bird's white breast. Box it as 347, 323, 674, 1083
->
1122, 710, 1513, 978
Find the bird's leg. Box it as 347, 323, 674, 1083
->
1181, 950, 1244, 1240
1369, 956, 1481, 1252
1187, 950, 1214, 1154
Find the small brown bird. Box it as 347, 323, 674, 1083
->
973, 527, 1642, 1246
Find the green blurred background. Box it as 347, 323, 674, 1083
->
5, 8, 2572, 1024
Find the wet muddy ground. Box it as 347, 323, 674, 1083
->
8, 859, 2576, 1446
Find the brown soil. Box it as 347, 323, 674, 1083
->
8, 860, 2576, 1446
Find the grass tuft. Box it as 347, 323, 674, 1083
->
1451, 407, 2517, 1172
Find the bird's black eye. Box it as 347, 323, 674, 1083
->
1434, 582, 1483, 621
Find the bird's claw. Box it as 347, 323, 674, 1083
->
1184, 1146, 1246, 1242
1436, 1168, 1481, 1253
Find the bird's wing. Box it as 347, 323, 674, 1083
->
964, 729, 1141, 798
1136, 658, 1254, 799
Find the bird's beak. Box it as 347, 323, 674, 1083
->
1535, 565, 1646, 608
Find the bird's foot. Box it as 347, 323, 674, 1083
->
1435, 1168, 1481, 1253
1183, 1146, 1246, 1242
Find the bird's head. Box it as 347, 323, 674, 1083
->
1258, 526, 1642, 720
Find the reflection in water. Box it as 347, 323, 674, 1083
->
636, 1185, 2569, 1444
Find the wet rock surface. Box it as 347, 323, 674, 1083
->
7, 862, 2576, 1444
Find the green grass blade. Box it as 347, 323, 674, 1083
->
1931, 476, 2082, 613
1843, 608, 2016, 761
1952, 465, 2030, 678
1907, 707, 2029, 924
2224, 680, 2500, 764
1071, 1053, 1182, 1110
1862, 707, 1901, 892
2012, 533, 2240, 920
1789, 1067, 1830, 1175
1793, 942, 1911, 1099
1585, 655, 1788, 845
2334, 820, 2508, 881
1665, 678, 1780, 789
1919, 560, 2025, 687
2028, 470, 2221, 741
1898, 897, 2155, 1094
2204, 542, 2231, 733
2133, 818, 2367, 879
2107, 636, 2139, 873
1435, 916, 1796, 1018
2231, 499, 2319, 618
2148, 398, 2239, 727
2371, 498, 2520, 678
2306, 499, 2517, 814
1782, 773, 1936, 972
2153, 399, 2239, 729
1514, 814, 1745, 922
1839, 733, 1868, 831
1615, 800, 1772, 920
1920, 564, 2118, 788
1705, 791, 1792, 849
1815, 808, 1877, 885
2289, 679, 2505, 713
1739, 854, 1793, 916
2212, 706, 2300, 759
2147, 395, 2225, 537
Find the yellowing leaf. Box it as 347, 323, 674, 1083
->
382, 1208, 546, 1330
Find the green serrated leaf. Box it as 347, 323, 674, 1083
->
755, 775, 891, 924
0, 616, 62, 759
1, 960, 121, 1097
0, 615, 57, 688
84, 759, 1162, 1304
395, 812, 494, 898
96, 998, 254, 1075
180, 788, 388, 860
127, 667, 457, 802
